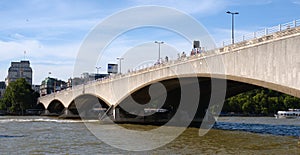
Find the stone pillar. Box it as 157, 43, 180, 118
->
44, 110, 50, 115
113, 107, 120, 121
63, 108, 73, 115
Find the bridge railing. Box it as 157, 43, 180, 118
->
220, 19, 300, 47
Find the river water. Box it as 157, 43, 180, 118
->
0, 116, 299, 154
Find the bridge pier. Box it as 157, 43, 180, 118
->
63, 108, 73, 115
43, 110, 50, 115
58, 108, 80, 119
113, 108, 120, 120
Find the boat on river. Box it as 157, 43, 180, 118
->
274, 109, 300, 119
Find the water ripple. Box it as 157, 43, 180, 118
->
214, 122, 300, 137
0, 135, 26, 138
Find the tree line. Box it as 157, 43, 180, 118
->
222, 88, 300, 116
0, 78, 39, 115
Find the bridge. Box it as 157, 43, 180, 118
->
38, 20, 300, 125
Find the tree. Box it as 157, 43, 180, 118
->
0, 78, 37, 115
283, 96, 300, 109
223, 88, 300, 115
242, 100, 255, 114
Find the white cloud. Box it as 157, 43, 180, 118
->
292, 0, 300, 5
0, 38, 80, 84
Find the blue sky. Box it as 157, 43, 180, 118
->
1, 0, 300, 84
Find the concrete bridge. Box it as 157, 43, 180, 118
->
38, 23, 300, 124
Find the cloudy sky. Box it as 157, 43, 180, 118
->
1, 0, 300, 84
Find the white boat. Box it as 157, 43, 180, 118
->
144, 108, 168, 113
275, 109, 300, 119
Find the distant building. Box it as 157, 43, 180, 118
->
0, 81, 5, 98
32, 85, 40, 93
40, 73, 109, 96
5, 60, 32, 86
67, 77, 82, 87
39, 77, 67, 96
67, 73, 108, 87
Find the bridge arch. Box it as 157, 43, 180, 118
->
114, 73, 266, 107
114, 71, 295, 120
225, 75, 299, 98
114, 75, 227, 126
68, 93, 110, 119
36, 102, 46, 110
115, 72, 296, 117
47, 99, 65, 115
118, 72, 300, 100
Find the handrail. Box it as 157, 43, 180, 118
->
220, 19, 300, 47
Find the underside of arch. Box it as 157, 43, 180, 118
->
225, 75, 300, 98
114, 76, 264, 127
47, 100, 65, 115
68, 94, 110, 119
36, 103, 46, 110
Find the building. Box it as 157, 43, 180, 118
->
39, 73, 109, 96
67, 73, 108, 87
5, 60, 32, 86
40, 77, 67, 96
0, 81, 5, 98
32, 85, 40, 93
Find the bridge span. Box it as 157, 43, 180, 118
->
38, 25, 300, 124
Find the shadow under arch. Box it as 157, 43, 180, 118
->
36, 102, 46, 110
113, 73, 283, 127
114, 75, 225, 127
69, 93, 110, 120
47, 99, 65, 115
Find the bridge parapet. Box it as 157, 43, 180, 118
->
220, 19, 300, 47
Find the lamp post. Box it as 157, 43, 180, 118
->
154, 41, 164, 63
116, 57, 124, 74
95, 66, 101, 74
226, 11, 239, 44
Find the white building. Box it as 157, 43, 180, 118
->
5, 60, 32, 86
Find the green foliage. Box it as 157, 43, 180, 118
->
223, 88, 300, 115
0, 78, 39, 114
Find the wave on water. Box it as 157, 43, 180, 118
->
0, 135, 26, 138
0, 118, 99, 123
214, 122, 300, 137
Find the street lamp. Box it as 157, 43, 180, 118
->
226, 11, 239, 44
154, 41, 164, 63
116, 57, 124, 74
95, 66, 101, 74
